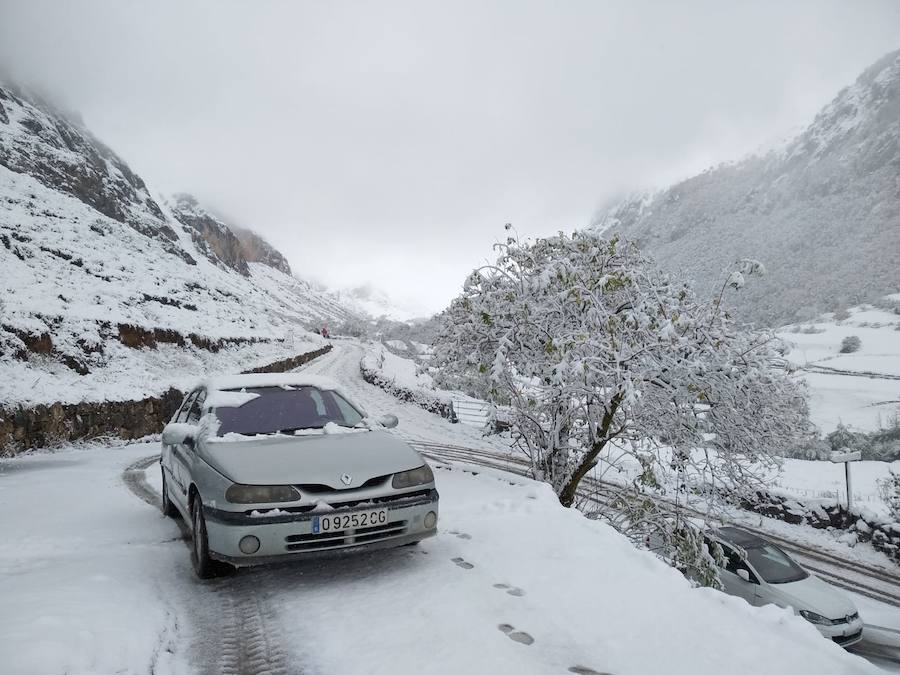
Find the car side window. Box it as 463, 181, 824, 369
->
309, 389, 328, 416
722, 544, 757, 582
175, 392, 198, 423
723, 546, 744, 574
186, 389, 206, 424
332, 394, 363, 426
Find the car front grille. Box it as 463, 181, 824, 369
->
243, 489, 434, 517
833, 612, 859, 625
284, 520, 409, 552
833, 630, 862, 646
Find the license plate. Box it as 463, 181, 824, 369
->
312, 509, 389, 534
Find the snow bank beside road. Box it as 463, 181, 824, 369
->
360, 343, 452, 417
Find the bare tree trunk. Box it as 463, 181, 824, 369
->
557, 394, 622, 507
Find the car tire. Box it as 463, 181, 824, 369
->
160, 467, 179, 519
191, 497, 219, 579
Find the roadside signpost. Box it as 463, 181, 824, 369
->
829, 448, 862, 509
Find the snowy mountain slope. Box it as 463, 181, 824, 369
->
0, 82, 178, 249
0, 83, 362, 405
595, 48, 900, 327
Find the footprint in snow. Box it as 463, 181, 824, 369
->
493, 583, 525, 597
497, 623, 534, 645
568, 668, 612, 675
449, 530, 472, 540
452, 557, 474, 569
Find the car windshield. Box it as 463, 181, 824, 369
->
212, 386, 364, 436
744, 543, 809, 584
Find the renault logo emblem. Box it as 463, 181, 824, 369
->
341, 473, 352, 486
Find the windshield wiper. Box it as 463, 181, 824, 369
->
275, 426, 324, 434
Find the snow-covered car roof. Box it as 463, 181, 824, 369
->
203, 373, 343, 393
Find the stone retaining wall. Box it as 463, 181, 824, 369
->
0, 344, 332, 456
734, 488, 900, 564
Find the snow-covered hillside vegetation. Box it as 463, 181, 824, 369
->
595, 48, 900, 327
0, 81, 361, 405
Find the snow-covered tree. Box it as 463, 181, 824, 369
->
433, 230, 809, 582
878, 471, 900, 523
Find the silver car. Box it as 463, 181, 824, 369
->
160, 373, 439, 578
710, 527, 863, 647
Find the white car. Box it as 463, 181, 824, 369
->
710, 527, 863, 647
160, 374, 439, 578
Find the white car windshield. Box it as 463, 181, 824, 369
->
744, 543, 809, 584
213, 386, 363, 436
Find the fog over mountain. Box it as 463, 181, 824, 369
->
595, 49, 900, 326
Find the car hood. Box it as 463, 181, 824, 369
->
765, 574, 858, 620
201, 431, 425, 488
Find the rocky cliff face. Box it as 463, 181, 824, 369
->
595, 48, 900, 326
168, 193, 250, 276
229, 225, 292, 275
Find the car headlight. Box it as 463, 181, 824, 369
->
225, 484, 301, 504
799, 610, 835, 626
392, 464, 434, 489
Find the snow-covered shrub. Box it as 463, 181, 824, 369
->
360, 345, 452, 418
878, 471, 900, 523
826, 418, 900, 461
433, 230, 809, 584
839, 335, 861, 353
782, 432, 830, 460
833, 307, 851, 322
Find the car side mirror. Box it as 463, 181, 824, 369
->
737, 568, 752, 583
162, 423, 197, 447
378, 413, 399, 429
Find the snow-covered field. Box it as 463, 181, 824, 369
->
778, 303, 900, 434
0, 342, 891, 674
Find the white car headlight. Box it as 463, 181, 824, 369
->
225, 484, 300, 504
392, 464, 434, 489
799, 610, 835, 626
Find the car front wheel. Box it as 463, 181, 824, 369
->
191, 496, 219, 579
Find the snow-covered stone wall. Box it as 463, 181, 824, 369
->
734, 487, 900, 563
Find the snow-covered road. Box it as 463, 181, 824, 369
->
0, 341, 888, 674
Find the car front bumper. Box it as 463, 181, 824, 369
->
814, 618, 864, 648
203, 489, 439, 566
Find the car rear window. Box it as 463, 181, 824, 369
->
212, 386, 363, 436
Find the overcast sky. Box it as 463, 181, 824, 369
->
2, 1, 899, 315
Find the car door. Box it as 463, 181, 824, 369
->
718, 543, 763, 606
168, 389, 202, 510
162, 391, 196, 488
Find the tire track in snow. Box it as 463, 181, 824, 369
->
122, 455, 298, 675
